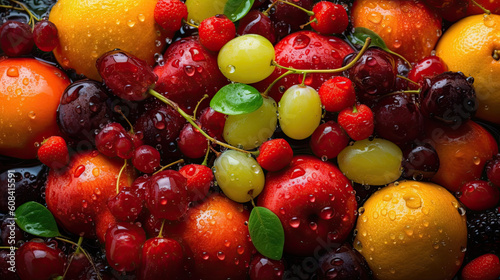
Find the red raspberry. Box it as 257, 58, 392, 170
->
154, 0, 188, 33
462, 253, 500, 280
199, 15, 236, 52
37, 136, 69, 169
338, 104, 374, 141
310, 1, 349, 34
318, 76, 356, 112
257, 138, 293, 172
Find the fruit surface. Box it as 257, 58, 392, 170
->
185, 0, 229, 24
351, 0, 442, 63
435, 14, 500, 124
0, 58, 70, 159
49, 0, 170, 80
354, 180, 467, 280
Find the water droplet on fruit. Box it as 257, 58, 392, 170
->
237, 245, 245, 255
217, 251, 225, 260
279, 207, 286, 215
137, 13, 145, 22
92, 168, 100, 177
292, 33, 310, 49
127, 20, 135, 27
458, 207, 466, 216
184, 65, 195, 76
190, 48, 205, 61
289, 217, 300, 228
388, 210, 396, 220
308, 194, 315, 203
202, 252, 209, 260
28, 111, 36, 120
227, 65, 236, 73
7, 67, 19, 77
74, 165, 85, 177
403, 194, 422, 209
82, 200, 88, 208
368, 12, 382, 24
472, 156, 481, 165
309, 222, 318, 231
290, 167, 305, 179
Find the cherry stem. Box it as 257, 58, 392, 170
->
193, 94, 209, 120
201, 141, 211, 166
61, 236, 83, 279
7, 0, 40, 26
182, 19, 199, 29
209, 145, 221, 157
114, 107, 134, 133
153, 159, 185, 175
157, 219, 166, 238
263, 0, 279, 16
470, 0, 491, 14
55, 237, 102, 280
300, 18, 317, 29
397, 75, 420, 86
276, 0, 314, 16
148, 89, 255, 155
116, 159, 127, 194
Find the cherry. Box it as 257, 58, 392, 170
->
0, 250, 20, 279
199, 14, 236, 52
95, 123, 135, 159
198, 107, 227, 141
96, 50, 157, 101
178, 122, 208, 159
105, 222, 147, 272
33, 20, 58, 52
130, 174, 150, 203
146, 170, 189, 220
0, 20, 34, 57
15, 240, 66, 280
401, 142, 440, 181
249, 254, 285, 280
486, 154, 500, 187
318, 76, 356, 112
314, 243, 372, 280
63, 252, 91, 280
423, 0, 468, 22
459, 180, 500, 211
132, 145, 161, 174
338, 104, 374, 141
107, 186, 144, 222
269, 0, 314, 41
309, 121, 349, 160
310, 1, 349, 34
408, 56, 448, 88
137, 237, 185, 280
179, 164, 213, 202
237, 10, 276, 44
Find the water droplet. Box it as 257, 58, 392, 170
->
290, 167, 305, 179
92, 168, 100, 177
7, 67, 19, 77
289, 217, 300, 228
358, 207, 365, 215
74, 165, 85, 177
190, 47, 205, 61
226, 65, 236, 74
28, 111, 36, 120
237, 245, 245, 255
403, 194, 422, 209
458, 207, 466, 216
484, 14, 496, 27
138, 13, 145, 22
217, 251, 225, 260
292, 33, 311, 49
279, 207, 286, 215
308, 194, 315, 203
202, 252, 209, 260
309, 222, 317, 231
320, 207, 334, 220
184, 65, 195, 76
82, 200, 88, 208
127, 20, 135, 27
473, 156, 481, 165
388, 211, 396, 220
368, 12, 382, 23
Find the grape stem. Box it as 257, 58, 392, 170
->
55, 236, 102, 280
263, 37, 372, 97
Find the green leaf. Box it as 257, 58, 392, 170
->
248, 206, 284, 260
210, 83, 263, 115
15, 201, 61, 238
224, 0, 255, 22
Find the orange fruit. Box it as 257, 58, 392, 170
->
351, 0, 442, 63
435, 14, 500, 124
354, 180, 467, 280
0, 58, 70, 159
49, 0, 172, 81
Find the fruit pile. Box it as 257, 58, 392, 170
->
1, 0, 500, 279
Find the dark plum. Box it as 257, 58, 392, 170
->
237, 10, 276, 44
57, 79, 112, 144
0, 21, 34, 56
420, 71, 476, 126
401, 142, 440, 181
314, 243, 372, 280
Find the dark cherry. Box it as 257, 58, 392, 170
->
179, 164, 214, 202
401, 142, 440, 181
237, 10, 276, 44
486, 154, 500, 187
57, 79, 112, 144
269, 0, 314, 41
459, 180, 500, 211
0, 20, 34, 56
137, 237, 185, 280
249, 254, 285, 280
345, 47, 397, 95
132, 145, 161, 174
420, 71, 476, 126
408, 56, 448, 88
178, 122, 208, 159
1, 218, 27, 246
63, 252, 91, 280
314, 243, 372, 280
146, 170, 189, 220
107, 187, 144, 222
15, 240, 66, 280
423, 0, 468, 22
95, 123, 135, 159
96, 50, 157, 101
373, 93, 423, 145
0, 164, 47, 214
0, 250, 20, 280
309, 121, 349, 160
105, 222, 147, 272
198, 107, 227, 141
33, 20, 58, 52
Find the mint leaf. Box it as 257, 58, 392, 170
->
224, 0, 255, 22
248, 206, 284, 260
210, 83, 263, 115
15, 201, 61, 237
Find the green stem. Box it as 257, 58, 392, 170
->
157, 219, 166, 238
62, 237, 83, 280
74, 236, 83, 254
116, 159, 127, 194
55, 237, 102, 280
8, 0, 40, 26
201, 141, 210, 166
0, 246, 16, 250
115, 107, 134, 133
397, 75, 420, 86
470, 0, 491, 14
277, 0, 314, 16
262, 70, 293, 97
193, 94, 209, 121
300, 18, 317, 29
153, 159, 184, 175
352, 105, 358, 114
182, 19, 199, 28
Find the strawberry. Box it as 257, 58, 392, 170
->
310, 1, 349, 34
338, 104, 374, 141
257, 138, 293, 172
37, 136, 69, 169
199, 15, 236, 52
179, 164, 214, 202
462, 253, 500, 280
318, 76, 356, 112
154, 0, 188, 33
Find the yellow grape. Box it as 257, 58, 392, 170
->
338, 138, 403, 186
223, 97, 278, 150
185, 0, 228, 24
278, 85, 322, 140
217, 34, 275, 84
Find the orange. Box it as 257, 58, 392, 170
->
351, 0, 442, 63
0, 58, 70, 159
435, 14, 500, 124
49, 0, 172, 81
354, 180, 467, 280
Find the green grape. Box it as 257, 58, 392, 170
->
278, 85, 322, 140
217, 34, 275, 84
185, 0, 228, 24
213, 150, 265, 203
338, 138, 403, 186
223, 97, 278, 150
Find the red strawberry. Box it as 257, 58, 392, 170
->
310, 1, 349, 34
179, 164, 214, 202
257, 138, 293, 172
37, 136, 69, 169
338, 104, 374, 141
199, 15, 236, 52
462, 253, 500, 280
154, 0, 188, 33
318, 76, 356, 112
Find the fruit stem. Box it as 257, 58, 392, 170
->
192, 94, 209, 121
397, 75, 420, 87
470, 0, 491, 14
157, 219, 166, 238
153, 159, 185, 175
262, 70, 293, 97
74, 236, 83, 255
300, 72, 307, 86
201, 142, 211, 166
276, 0, 315, 16
300, 18, 317, 29
0, 246, 17, 250
7, 0, 40, 27
116, 159, 127, 194
55, 237, 102, 280
114, 107, 135, 133
61, 236, 84, 280
182, 19, 199, 29
352, 104, 358, 114
148, 89, 254, 154
263, 0, 279, 16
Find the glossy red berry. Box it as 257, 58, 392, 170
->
461, 253, 500, 280
146, 170, 189, 220
132, 145, 161, 174
0, 20, 34, 56
179, 164, 213, 202
95, 123, 135, 159
107, 187, 144, 222
459, 180, 500, 211
178, 122, 208, 159
105, 222, 147, 272
249, 254, 285, 280
15, 241, 66, 280
310, 1, 349, 34
408, 56, 448, 88
338, 104, 374, 141
154, 0, 188, 33
237, 10, 276, 44
257, 138, 293, 172
199, 107, 227, 141
318, 76, 356, 112
33, 20, 58, 52
199, 14, 236, 52
37, 136, 69, 169
485, 154, 500, 187
138, 237, 185, 280
309, 121, 349, 160
96, 50, 157, 101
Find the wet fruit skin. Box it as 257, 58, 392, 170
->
314, 243, 372, 280
258, 155, 357, 256
15, 240, 66, 280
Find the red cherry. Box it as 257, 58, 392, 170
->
178, 122, 208, 159
485, 154, 500, 187
107, 187, 144, 222
309, 121, 349, 160
95, 123, 135, 159
105, 222, 147, 272
33, 20, 58, 52
257, 138, 294, 172
249, 254, 285, 280
408, 56, 448, 88
146, 170, 189, 220
198, 107, 227, 141
179, 164, 214, 202
0, 20, 34, 56
199, 14, 236, 52
15, 241, 66, 280
237, 10, 276, 44
318, 76, 356, 112
132, 145, 161, 174
310, 1, 349, 34
137, 237, 185, 280
459, 180, 500, 211
338, 104, 374, 141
